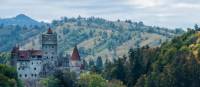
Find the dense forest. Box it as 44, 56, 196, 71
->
102, 28, 200, 87
0, 64, 23, 87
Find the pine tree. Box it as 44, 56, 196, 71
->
96, 56, 103, 73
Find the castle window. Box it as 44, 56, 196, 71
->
32, 62, 33, 65
35, 74, 37, 77
38, 55, 42, 58
34, 68, 36, 70
19, 74, 22, 77
25, 74, 27, 77
18, 68, 20, 70
31, 74, 33, 77
51, 56, 53, 61
52, 46, 54, 48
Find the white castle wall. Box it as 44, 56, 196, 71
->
70, 60, 81, 75
17, 59, 43, 80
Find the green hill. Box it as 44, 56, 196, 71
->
102, 29, 200, 87
21, 16, 184, 61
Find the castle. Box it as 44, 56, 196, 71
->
10, 28, 83, 80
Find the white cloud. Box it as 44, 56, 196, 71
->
0, 0, 200, 29
126, 0, 163, 8
172, 3, 200, 8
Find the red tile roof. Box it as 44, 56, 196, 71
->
29, 50, 43, 56
47, 28, 53, 34
18, 51, 30, 60
17, 49, 43, 60
71, 46, 80, 61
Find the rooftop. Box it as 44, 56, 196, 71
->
47, 28, 53, 34
71, 46, 80, 61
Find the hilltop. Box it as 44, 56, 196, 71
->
21, 16, 184, 61
0, 14, 48, 51
0, 14, 43, 26
0, 14, 185, 61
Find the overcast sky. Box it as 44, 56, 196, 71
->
0, 0, 199, 29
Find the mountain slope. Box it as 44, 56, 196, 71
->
132, 29, 200, 87
0, 14, 42, 26
21, 16, 184, 61
0, 14, 48, 51
100, 29, 200, 87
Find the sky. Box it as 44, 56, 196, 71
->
0, 0, 199, 29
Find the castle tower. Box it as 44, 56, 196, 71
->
41, 28, 58, 67
70, 45, 82, 75
10, 46, 19, 67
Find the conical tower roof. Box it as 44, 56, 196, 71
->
47, 28, 53, 34
71, 46, 80, 61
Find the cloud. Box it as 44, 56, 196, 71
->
0, 0, 200, 29
126, 0, 164, 8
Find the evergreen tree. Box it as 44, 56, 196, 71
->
96, 56, 103, 73
194, 24, 199, 31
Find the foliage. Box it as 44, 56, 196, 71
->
95, 56, 103, 73
103, 29, 200, 87
0, 52, 11, 64
0, 24, 47, 51
40, 76, 61, 87
0, 64, 22, 87
78, 72, 107, 87
106, 79, 126, 87
40, 70, 77, 87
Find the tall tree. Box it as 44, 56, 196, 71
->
96, 56, 103, 73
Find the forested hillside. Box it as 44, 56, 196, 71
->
40, 28, 200, 87
101, 29, 200, 87
0, 14, 48, 51
22, 16, 184, 61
